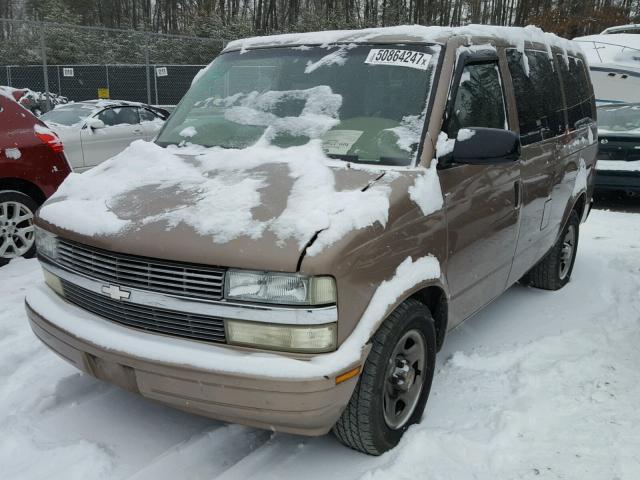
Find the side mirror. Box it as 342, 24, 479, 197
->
86, 118, 105, 130
451, 127, 520, 165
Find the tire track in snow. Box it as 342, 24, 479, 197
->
127, 424, 271, 479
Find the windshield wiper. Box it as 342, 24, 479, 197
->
328, 154, 360, 162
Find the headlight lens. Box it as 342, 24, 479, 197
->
35, 226, 58, 259
225, 320, 337, 353
225, 270, 336, 306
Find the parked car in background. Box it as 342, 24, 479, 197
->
0, 91, 71, 266
601, 24, 640, 34
0, 86, 69, 115
596, 103, 640, 195
40, 100, 169, 171
28, 26, 596, 455
574, 32, 640, 104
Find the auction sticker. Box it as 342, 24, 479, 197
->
322, 130, 363, 155
365, 49, 431, 70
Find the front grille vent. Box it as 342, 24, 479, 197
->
56, 240, 225, 301
62, 280, 226, 344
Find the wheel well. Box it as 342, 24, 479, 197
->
0, 178, 46, 206
410, 286, 448, 351
573, 193, 587, 221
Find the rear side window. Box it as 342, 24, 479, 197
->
507, 49, 565, 146
557, 56, 594, 130
446, 62, 506, 137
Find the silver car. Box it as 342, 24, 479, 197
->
40, 100, 168, 171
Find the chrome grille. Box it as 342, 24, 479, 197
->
61, 280, 226, 344
56, 240, 225, 301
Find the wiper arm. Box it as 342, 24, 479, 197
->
328, 153, 360, 162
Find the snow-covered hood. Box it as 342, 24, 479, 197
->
36, 140, 393, 271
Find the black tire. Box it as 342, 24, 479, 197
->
333, 299, 436, 455
521, 210, 580, 290
0, 190, 39, 267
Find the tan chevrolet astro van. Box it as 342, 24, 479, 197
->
26, 25, 597, 455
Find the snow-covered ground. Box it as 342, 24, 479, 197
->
1, 207, 639, 480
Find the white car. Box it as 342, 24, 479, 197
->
40, 100, 168, 171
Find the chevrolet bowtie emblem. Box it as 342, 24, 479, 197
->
101, 284, 131, 301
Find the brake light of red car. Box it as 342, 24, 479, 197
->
34, 128, 64, 153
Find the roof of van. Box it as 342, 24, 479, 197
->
223, 24, 582, 54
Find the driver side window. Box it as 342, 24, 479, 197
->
447, 62, 506, 138
97, 107, 140, 126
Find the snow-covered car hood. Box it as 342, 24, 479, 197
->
36, 139, 394, 271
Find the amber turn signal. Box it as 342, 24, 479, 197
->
335, 366, 361, 385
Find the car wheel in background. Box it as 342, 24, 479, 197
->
333, 299, 436, 455
0, 191, 38, 267
521, 210, 580, 290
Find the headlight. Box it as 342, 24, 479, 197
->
35, 226, 58, 259
225, 320, 337, 353
225, 270, 336, 306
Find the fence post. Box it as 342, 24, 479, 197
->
39, 21, 51, 111
153, 64, 159, 106
144, 35, 152, 105
105, 65, 110, 97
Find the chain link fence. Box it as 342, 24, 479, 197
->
0, 18, 227, 110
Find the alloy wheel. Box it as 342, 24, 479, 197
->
0, 201, 35, 259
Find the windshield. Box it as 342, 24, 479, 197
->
598, 104, 640, 132
40, 103, 96, 126
156, 44, 440, 166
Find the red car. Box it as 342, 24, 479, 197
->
1, 91, 71, 266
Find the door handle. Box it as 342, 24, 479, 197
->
133, 128, 143, 135
514, 180, 522, 209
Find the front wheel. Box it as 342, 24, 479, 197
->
333, 299, 436, 455
522, 210, 580, 290
0, 191, 38, 267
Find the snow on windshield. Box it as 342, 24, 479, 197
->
221, 86, 342, 142
39, 103, 97, 127
158, 44, 439, 165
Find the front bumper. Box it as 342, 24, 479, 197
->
25, 283, 362, 436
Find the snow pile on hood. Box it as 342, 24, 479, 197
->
39, 139, 391, 255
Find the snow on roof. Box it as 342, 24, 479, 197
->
0, 86, 17, 102
224, 24, 582, 56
